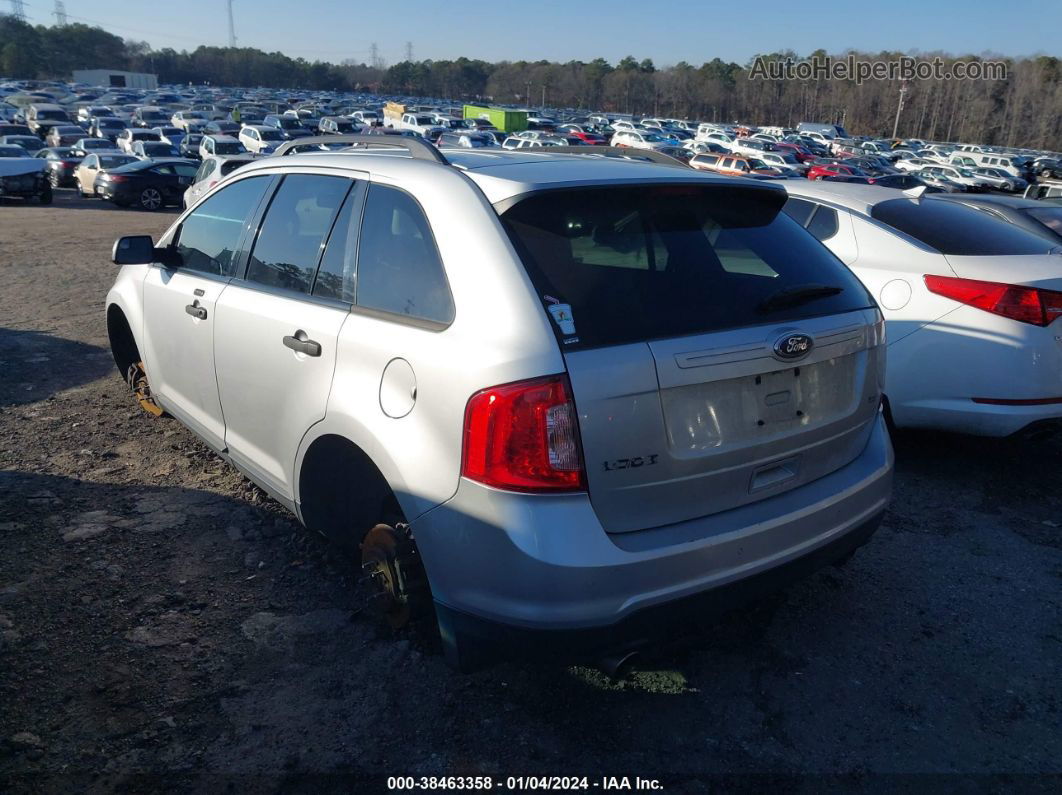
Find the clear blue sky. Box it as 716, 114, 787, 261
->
23, 0, 1062, 65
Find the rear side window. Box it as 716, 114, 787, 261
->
175, 176, 270, 276
245, 174, 351, 293
356, 184, 454, 325
1025, 207, 1062, 236
782, 197, 816, 226
872, 199, 1056, 255
501, 185, 872, 349
806, 206, 839, 241
313, 188, 360, 303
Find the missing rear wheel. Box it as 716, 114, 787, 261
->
360, 523, 430, 629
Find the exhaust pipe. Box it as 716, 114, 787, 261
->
596, 650, 640, 679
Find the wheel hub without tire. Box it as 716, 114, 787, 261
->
360, 523, 428, 629
127, 361, 163, 417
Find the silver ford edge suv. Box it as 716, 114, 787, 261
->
106, 137, 893, 670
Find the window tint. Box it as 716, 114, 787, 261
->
806, 206, 839, 240
782, 197, 816, 226
245, 174, 351, 293
872, 199, 1056, 255
1026, 207, 1062, 236
502, 185, 872, 349
313, 187, 360, 303
195, 160, 216, 182
356, 184, 454, 324
175, 176, 269, 276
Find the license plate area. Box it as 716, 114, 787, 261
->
660, 355, 858, 455
755, 366, 804, 425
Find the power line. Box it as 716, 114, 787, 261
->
8, 0, 27, 22
226, 0, 236, 48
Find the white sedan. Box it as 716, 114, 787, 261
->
783, 181, 1062, 436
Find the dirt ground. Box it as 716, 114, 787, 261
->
1, 190, 1060, 793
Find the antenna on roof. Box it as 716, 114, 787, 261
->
903, 185, 928, 200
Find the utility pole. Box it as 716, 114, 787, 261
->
891, 80, 909, 139
226, 0, 237, 47
541, 84, 545, 111
525, 79, 531, 106
9, 0, 27, 22
404, 41, 414, 63
53, 0, 68, 25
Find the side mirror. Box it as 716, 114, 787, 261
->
112, 235, 160, 265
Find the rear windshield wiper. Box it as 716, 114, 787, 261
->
757, 284, 844, 313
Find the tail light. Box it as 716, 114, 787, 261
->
105, 175, 129, 182
924, 275, 1062, 327
462, 375, 586, 493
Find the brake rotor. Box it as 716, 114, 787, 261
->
127, 361, 163, 417
360, 523, 427, 629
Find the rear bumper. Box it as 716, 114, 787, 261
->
886, 307, 1062, 436
413, 414, 892, 668
436, 511, 882, 671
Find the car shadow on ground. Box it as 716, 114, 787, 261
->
0, 328, 114, 407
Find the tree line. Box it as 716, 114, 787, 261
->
1, 16, 1059, 149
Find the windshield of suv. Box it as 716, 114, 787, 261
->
278, 118, 303, 129
100, 119, 125, 128
872, 199, 1057, 255
501, 184, 873, 349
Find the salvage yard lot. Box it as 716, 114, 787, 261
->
1, 191, 1061, 789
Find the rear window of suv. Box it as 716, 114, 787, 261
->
871, 199, 1056, 255
501, 184, 873, 349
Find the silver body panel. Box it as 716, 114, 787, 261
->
106, 150, 893, 635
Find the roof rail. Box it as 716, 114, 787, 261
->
534, 145, 688, 169
272, 133, 449, 164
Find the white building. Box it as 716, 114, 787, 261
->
72, 69, 158, 91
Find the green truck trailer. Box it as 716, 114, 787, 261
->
462, 105, 528, 133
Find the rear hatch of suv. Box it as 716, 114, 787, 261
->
501, 182, 884, 533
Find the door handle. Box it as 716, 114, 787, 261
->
184, 302, 207, 320
283, 335, 321, 357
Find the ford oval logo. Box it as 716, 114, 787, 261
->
774, 333, 813, 361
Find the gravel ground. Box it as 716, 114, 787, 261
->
1, 190, 1060, 792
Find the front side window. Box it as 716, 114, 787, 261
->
175, 176, 270, 276
356, 184, 454, 324
245, 174, 351, 293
